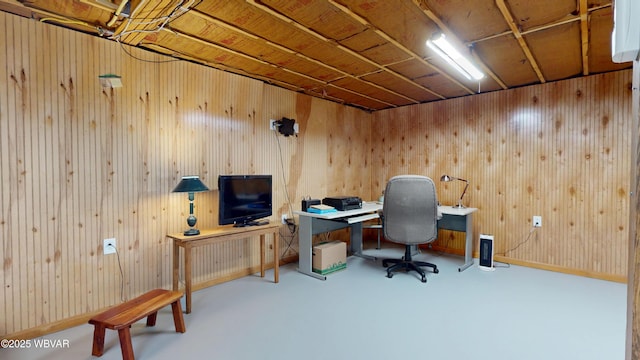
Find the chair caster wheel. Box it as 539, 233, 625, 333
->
382, 261, 389, 267
421, 276, 427, 283
386, 272, 393, 278
433, 268, 439, 274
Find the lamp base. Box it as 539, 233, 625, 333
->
183, 228, 200, 236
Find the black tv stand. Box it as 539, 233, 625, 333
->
233, 220, 270, 227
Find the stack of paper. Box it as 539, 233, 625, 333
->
307, 204, 337, 214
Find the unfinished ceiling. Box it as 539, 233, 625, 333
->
0, 0, 631, 111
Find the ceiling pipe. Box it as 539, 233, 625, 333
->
106, 0, 129, 27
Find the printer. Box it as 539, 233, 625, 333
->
322, 196, 362, 211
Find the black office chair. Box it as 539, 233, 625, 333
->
381, 175, 440, 283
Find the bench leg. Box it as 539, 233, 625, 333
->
118, 326, 135, 360
146, 311, 158, 327
91, 325, 106, 357
171, 300, 186, 333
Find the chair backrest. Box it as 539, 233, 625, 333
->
382, 175, 439, 246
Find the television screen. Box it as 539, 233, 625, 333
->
218, 175, 272, 227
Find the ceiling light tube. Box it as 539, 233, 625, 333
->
427, 33, 484, 81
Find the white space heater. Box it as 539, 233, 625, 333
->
478, 234, 495, 271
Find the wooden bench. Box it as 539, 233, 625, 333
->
88, 289, 186, 360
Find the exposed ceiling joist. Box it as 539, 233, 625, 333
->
185, 9, 415, 107
246, 0, 431, 104
330, 0, 473, 96
495, 0, 546, 83
412, 0, 507, 90
579, 0, 590, 75
0, 0, 630, 111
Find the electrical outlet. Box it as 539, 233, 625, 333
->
281, 214, 288, 224
269, 119, 278, 131
533, 216, 542, 228
104, 238, 116, 255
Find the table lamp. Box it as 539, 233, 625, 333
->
440, 174, 469, 208
172, 176, 210, 236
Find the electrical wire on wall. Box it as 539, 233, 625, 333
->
492, 226, 538, 268
111, 0, 197, 41
104, 243, 127, 302
108, 0, 203, 63
272, 129, 298, 260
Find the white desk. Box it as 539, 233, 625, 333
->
437, 206, 478, 272
295, 203, 477, 279
294, 202, 383, 280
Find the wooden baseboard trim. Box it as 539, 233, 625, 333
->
4, 261, 285, 340
3, 310, 103, 341
493, 255, 627, 283
428, 245, 626, 283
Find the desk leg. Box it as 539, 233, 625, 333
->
297, 216, 326, 280
273, 230, 279, 283
184, 245, 192, 314
350, 223, 376, 260
458, 213, 474, 272
172, 241, 179, 292
260, 234, 265, 278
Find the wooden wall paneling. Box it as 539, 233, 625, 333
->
261, 88, 304, 259
18, 13, 34, 329
2, 8, 631, 337
21, 14, 35, 332
626, 58, 639, 360
50, 18, 65, 322
325, 104, 371, 199
97, 34, 116, 308
105, 36, 125, 307
0, 13, 10, 336
7, 13, 25, 334
66, 17, 81, 318
35, 12, 50, 324
323, 102, 372, 244
371, 70, 632, 280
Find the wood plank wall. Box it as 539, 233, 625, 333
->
0, 10, 633, 338
0, 12, 371, 336
372, 69, 632, 281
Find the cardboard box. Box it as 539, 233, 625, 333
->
312, 241, 346, 275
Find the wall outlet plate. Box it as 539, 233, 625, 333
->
281, 214, 288, 224
270, 119, 277, 130
104, 238, 116, 255
533, 216, 542, 227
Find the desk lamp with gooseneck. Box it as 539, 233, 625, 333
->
440, 175, 469, 208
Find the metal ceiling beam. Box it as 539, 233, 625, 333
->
495, 0, 546, 83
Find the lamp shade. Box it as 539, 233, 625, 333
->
172, 176, 209, 193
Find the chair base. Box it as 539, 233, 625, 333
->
382, 245, 438, 283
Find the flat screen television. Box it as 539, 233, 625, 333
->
218, 175, 272, 227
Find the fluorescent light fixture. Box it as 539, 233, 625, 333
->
427, 33, 484, 81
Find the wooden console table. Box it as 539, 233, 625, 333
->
168, 223, 279, 313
